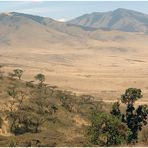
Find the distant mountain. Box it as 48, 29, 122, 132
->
0, 12, 87, 49
1, 11, 148, 50
1, 12, 110, 49
68, 8, 148, 33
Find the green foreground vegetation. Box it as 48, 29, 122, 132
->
0, 66, 148, 146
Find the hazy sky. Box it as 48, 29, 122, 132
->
0, 1, 148, 21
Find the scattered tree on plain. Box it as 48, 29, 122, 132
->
13, 69, 23, 80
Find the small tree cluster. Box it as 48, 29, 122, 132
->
8, 69, 23, 80
57, 91, 79, 112
6, 73, 58, 135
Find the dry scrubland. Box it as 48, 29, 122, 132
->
0, 74, 112, 146
0, 69, 148, 146
1, 30, 148, 104
1, 10, 148, 146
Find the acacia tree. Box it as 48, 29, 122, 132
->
34, 73, 45, 87
13, 69, 23, 80
25, 74, 58, 132
111, 88, 148, 144
57, 91, 78, 112
6, 82, 29, 134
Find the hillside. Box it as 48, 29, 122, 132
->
0, 12, 85, 49
0, 73, 107, 146
0, 70, 147, 146
1, 11, 148, 49
69, 8, 148, 33
1, 11, 148, 102
1, 11, 148, 50
0, 8, 148, 146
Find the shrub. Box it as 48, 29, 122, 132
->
87, 112, 130, 146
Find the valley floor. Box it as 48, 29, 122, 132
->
1, 46, 148, 104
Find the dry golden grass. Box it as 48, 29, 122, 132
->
1, 30, 148, 103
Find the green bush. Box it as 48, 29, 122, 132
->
87, 112, 130, 146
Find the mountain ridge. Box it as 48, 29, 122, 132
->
1, 8, 148, 33
1, 9, 148, 49
68, 8, 148, 33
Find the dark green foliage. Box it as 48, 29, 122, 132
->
111, 88, 148, 144
87, 112, 130, 146
121, 88, 142, 104
124, 104, 148, 143
110, 102, 121, 119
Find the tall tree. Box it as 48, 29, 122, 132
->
111, 88, 148, 144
